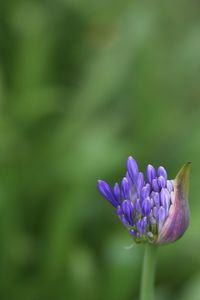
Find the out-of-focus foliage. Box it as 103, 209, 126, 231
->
0, 1, 200, 299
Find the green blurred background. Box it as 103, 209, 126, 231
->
0, 1, 200, 299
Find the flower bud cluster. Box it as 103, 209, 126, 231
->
98, 157, 190, 245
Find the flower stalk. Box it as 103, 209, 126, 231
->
97, 156, 191, 300
140, 244, 158, 300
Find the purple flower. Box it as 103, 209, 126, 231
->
97, 156, 191, 245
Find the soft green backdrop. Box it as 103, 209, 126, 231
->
0, 1, 200, 299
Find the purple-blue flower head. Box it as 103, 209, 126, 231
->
97, 156, 191, 245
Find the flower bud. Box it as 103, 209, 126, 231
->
98, 157, 191, 246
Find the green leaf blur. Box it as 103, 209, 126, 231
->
0, 1, 200, 300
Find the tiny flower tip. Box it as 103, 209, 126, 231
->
156, 163, 191, 245
175, 162, 191, 198
97, 179, 104, 190
97, 180, 118, 207
127, 156, 139, 180
97, 179, 106, 194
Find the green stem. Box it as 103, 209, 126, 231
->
140, 244, 158, 300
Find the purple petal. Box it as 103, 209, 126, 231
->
141, 185, 150, 200
160, 188, 170, 215
126, 171, 138, 200
122, 200, 134, 225
151, 191, 160, 207
158, 166, 167, 180
158, 176, 166, 188
113, 183, 121, 203
126, 171, 132, 186
116, 205, 122, 216
122, 177, 130, 200
136, 172, 144, 192
98, 180, 118, 207
153, 206, 158, 218
150, 197, 154, 207
147, 164, 156, 183
145, 183, 151, 193
127, 156, 139, 181
141, 216, 148, 228
152, 178, 160, 192
138, 217, 148, 234
142, 197, 152, 216
136, 220, 142, 232
157, 206, 166, 231
129, 229, 136, 236
120, 215, 129, 226
135, 198, 141, 213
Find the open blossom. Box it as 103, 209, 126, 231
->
97, 156, 190, 245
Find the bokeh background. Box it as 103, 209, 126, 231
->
0, 1, 200, 300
